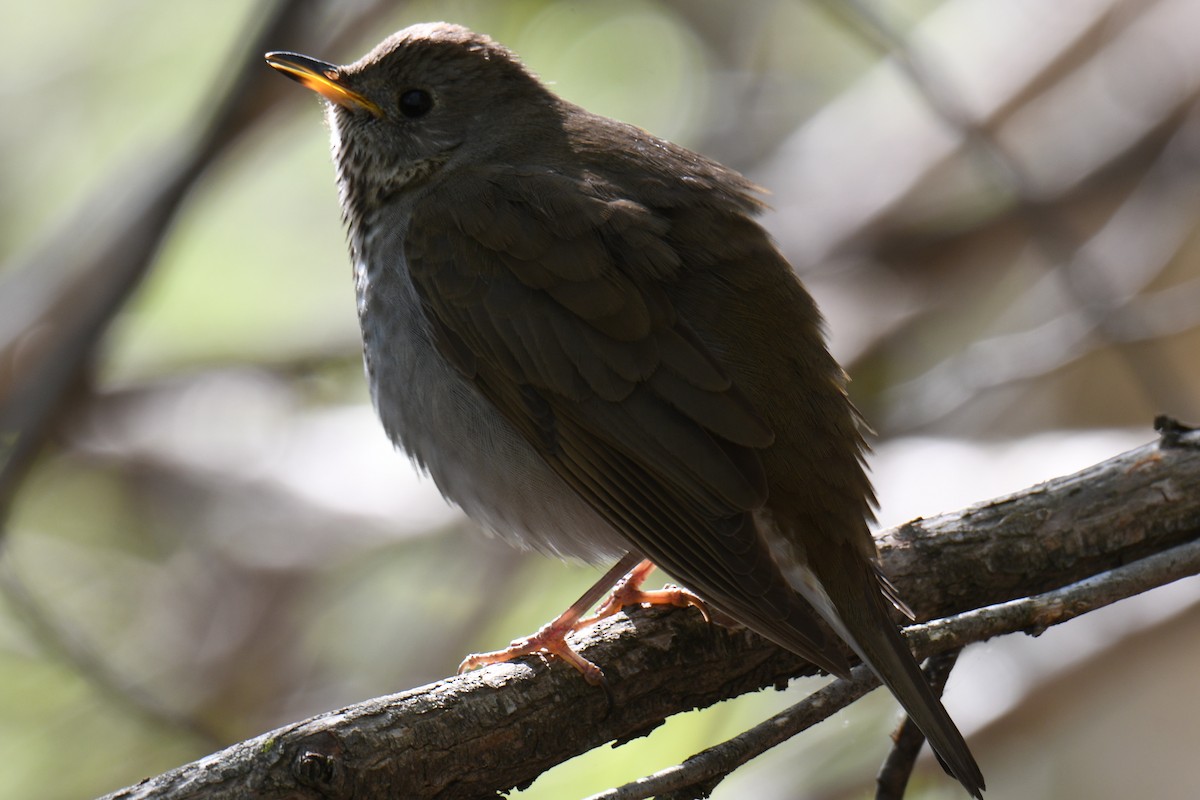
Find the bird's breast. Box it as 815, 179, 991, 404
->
351, 211, 628, 563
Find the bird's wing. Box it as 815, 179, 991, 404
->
405, 165, 848, 675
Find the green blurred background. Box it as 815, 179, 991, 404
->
3, 1, 1200, 798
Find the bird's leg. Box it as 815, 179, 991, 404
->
578, 558, 710, 627
458, 552, 643, 686
457, 553, 710, 686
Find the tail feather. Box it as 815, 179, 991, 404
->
818, 544, 985, 798
853, 603, 985, 797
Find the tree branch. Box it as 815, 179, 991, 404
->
98, 426, 1200, 800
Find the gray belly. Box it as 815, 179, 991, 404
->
355, 248, 630, 564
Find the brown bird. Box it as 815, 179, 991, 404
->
267, 22, 984, 797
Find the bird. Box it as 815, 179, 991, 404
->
266, 22, 984, 797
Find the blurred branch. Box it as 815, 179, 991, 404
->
817, 0, 1195, 430
884, 99, 1200, 430
0, 0, 394, 528
98, 427, 1200, 800
0, 557, 225, 748
0, 0, 396, 762
774, 0, 1135, 268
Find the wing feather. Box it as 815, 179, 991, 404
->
405, 165, 849, 675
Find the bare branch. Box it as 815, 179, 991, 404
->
97, 428, 1200, 800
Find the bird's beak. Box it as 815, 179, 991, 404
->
265, 51, 383, 117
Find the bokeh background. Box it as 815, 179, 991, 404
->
3, 1, 1200, 798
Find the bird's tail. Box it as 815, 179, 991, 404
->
817, 545, 985, 798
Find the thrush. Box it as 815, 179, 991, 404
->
267, 23, 984, 797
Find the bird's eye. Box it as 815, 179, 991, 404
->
398, 89, 433, 118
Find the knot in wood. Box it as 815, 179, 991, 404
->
292, 732, 346, 793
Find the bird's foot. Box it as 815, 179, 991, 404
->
580, 558, 711, 626
456, 556, 709, 687
458, 612, 606, 686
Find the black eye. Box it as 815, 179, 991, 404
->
398, 88, 433, 118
